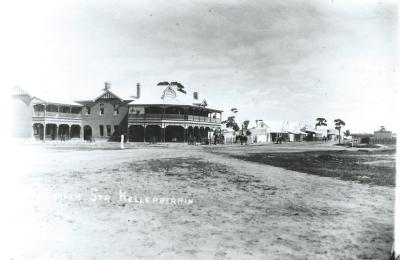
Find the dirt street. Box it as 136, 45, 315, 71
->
6, 142, 394, 259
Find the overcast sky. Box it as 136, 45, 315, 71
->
3, 0, 398, 132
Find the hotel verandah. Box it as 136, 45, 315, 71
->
11, 83, 223, 143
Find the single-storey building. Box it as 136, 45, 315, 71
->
248, 120, 270, 143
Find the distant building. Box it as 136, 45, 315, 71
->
267, 121, 288, 142
300, 124, 342, 142
246, 120, 306, 143
327, 128, 339, 141
374, 127, 392, 139
352, 133, 373, 144
248, 120, 270, 143
283, 121, 306, 142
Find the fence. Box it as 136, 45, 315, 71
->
369, 137, 396, 145
355, 137, 396, 145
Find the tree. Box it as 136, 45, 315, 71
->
315, 117, 327, 129
222, 107, 240, 132
222, 116, 240, 132
345, 130, 351, 137
243, 120, 250, 130
157, 81, 186, 94
242, 120, 250, 135
334, 119, 346, 144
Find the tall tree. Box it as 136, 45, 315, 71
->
243, 120, 250, 130
315, 117, 327, 129
222, 116, 240, 132
157, 81, 187, 94
242, 120, 250, 135
334, 119, 346, 144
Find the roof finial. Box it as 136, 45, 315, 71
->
104, 81, 111, 91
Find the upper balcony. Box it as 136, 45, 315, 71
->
33, 111, 82, 119
33, 103, 82, 120
129, 113, 221, 124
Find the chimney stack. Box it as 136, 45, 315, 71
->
136, 83, 141, 99
130, 83, 141, 99
193, 91, 198, 100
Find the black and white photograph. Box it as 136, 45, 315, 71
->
5, 0, 398, 259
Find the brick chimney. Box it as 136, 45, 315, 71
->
130, 83, 141, 99
136, 83, 141, 99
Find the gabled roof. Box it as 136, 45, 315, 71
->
248, 120, 268, 130
92, 90, 124, 102
74, 89, 134, 106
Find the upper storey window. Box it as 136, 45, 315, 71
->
85, 106, 91, 115
99, 103, 104, 115
113, 104, 119, 115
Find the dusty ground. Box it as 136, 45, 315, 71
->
6, 142, 395, 259
228, 148, 396, 186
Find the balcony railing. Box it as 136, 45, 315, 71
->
129, 113, 221, 123
33, 111, 82, 119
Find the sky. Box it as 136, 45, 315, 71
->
2, 0, 398, 133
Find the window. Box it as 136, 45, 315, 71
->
106, 125, 111, 136
86, 106, 91, 115
114, 125, 119, 134
99, 104, 104, 115
99, 125, 104, 136
113, 104, 119, 115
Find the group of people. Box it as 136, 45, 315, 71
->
213, 133, 225, 145
275, 136, 285, 144
235, 134, 248, 145
186, 133, 226, 145
187, 135, 197, 145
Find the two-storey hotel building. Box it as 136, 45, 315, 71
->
12, 83, 223, 143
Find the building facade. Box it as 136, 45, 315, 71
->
248, 120, 270, 143
374, 127, 392, 139
12, 83, 223, 143
75, 89, 132, 141
32, 101, 83, 141
127, 83, 222, 142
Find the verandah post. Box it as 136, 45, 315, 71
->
143, 124, 146, 143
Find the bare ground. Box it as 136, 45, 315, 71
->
6, 142, 395, 259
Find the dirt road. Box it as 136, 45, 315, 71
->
7, 142, 394, 259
